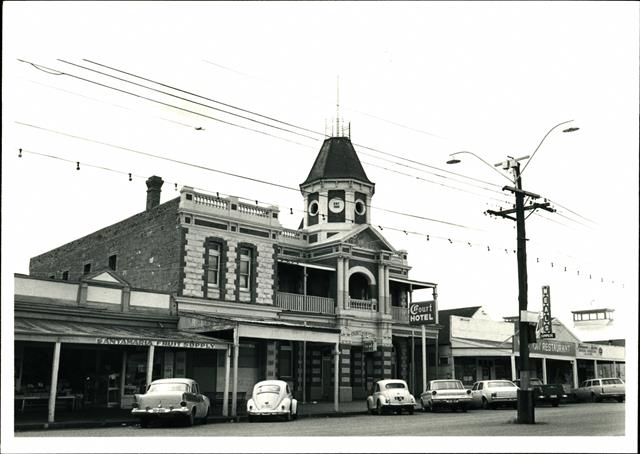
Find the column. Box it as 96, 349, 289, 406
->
450, 355, 455, 381
146, 345, 155, 387
511, 355, 517, 380
343, 258, 350, 310
120, 350, 127, 407
542, 357, 547, 384
265, 341, 278, 379
338, 345, 352, 402
223, 348, 231, 417
421, 326, 427, 391
232, 329, 239, 418
337, 258, 344, 310
572, 360, 579, 389
333, 343, 340, 412
377, 264, 385, 314
47, 342, 61, 425
302, 341, 307, 403
383, 267, 390, 314
594, 360, 599, 379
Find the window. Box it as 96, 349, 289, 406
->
239, 247, 251, 290
49, 274, 56, 279
108, 254, 117, 271
206, 242, 221, 288
62, 270, 69, 281
478, 383, 484, 390
83, 263, 92, 274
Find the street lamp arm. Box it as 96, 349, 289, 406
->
520, 120, 574, 175
449, 151, 514, 184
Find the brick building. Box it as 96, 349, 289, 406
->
28, 134, 440, 410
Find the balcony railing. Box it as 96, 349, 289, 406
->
348, 298, 377, 311
391, 306, 409, 322
275, 292, 335, 315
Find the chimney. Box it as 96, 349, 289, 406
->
146, 176, 164, 210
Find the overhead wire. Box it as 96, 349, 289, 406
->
19, 58, 592, 230
14, 122, 475, 230
15, 147, 622, 288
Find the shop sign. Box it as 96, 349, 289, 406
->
514, 338, 575, 357
96, 337, 221, 349
363, 339, 377, 353
539, 286, 555, 339
577, 343, 604, 357
409, 300, 436, 325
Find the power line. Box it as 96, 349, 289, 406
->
16, 148, 621, 287
14, 124, 475, 230
78, 58, 505, 188
19, 58, 593, 228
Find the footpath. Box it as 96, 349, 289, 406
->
14, 400, 370, 432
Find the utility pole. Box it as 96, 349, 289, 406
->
486, 156, 555, 424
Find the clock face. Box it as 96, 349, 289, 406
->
328, 198, 345, 213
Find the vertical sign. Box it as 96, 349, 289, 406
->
409, 301, 437, 392
539, 286, 555, 339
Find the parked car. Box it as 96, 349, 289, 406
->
574, 378, 625, 403
132, 378, 210, 427
513, 378, 566, 407
246, 380, 298, 421
470, 380, 518, 409
419, 379, 472, 412
366, 379, 416, 415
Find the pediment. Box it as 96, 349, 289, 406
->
344, 226, 395, 252
81, 269, 130, 286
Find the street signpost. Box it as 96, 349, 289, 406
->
539, 286, 555, 339
409, 301, 436, 392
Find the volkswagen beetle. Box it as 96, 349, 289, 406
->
366, 379, 416, 415
131, 378, 210, 427
246, 380, 298, 422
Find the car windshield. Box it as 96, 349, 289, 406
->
602, 378, 623, 385
529, 379, 543, 385
385, 382, 406, 389
488, 381, 516, 388
257, 384, 281, 394
148, 383, 188, 393
432, 381, 463, 390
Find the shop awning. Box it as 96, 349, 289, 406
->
179, 312, 341, 344
389, 277, 437, 290
15, 317, 230, 350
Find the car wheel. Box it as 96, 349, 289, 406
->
408, 406, 414, 415
428, 401, 433, 412
590, 393, 599, 403
139, 418, 149, 428
616, 397, 625, 403
552, 401, 560, 408
376, 401, 383, 416
285, 408, 293, 422
248, 415, 255, 423
201, 406, 209, 424
481, 397, 490, 410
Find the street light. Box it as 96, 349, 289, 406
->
447, 120, 578, 424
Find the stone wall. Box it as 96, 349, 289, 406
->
181, 223, 276, 304
29, 198, 182, 292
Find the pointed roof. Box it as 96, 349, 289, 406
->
310, 224, 395, 251
301, 137, 373, 186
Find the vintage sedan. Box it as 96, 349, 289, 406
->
420, 379, 472, 412
132, 378, 210, 427
366, 379, 416, 415
246, 380, 298, 422
470, 380, 518, 409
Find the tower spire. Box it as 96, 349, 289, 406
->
336, 75, 340, 137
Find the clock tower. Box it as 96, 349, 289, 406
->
300, 135, 375, 243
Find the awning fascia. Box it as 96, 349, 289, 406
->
277, 258, 336, 271
389, 277, 437, 289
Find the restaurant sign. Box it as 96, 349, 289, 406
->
577, 343, 603, 357
97, 337, 222, 349
514, 337, 575, 357
409, 300, 436, 325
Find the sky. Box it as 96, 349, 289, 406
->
2, 2, 638, 452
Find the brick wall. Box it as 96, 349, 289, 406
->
29, 198, 182, 292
